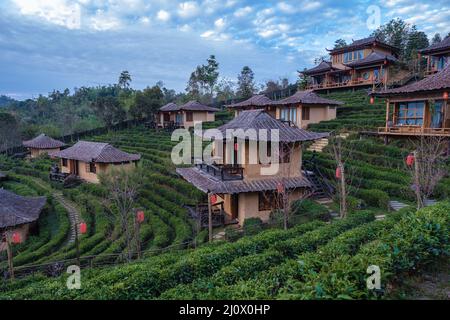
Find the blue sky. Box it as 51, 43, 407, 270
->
0, 0, 449, 100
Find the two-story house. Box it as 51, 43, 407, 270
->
226, 91, 342, 129
419, 36, 450, 76
301, 37, 404, 91
176, 109, 328, 226
157, 101, 220, 129
372, 64, 450, 138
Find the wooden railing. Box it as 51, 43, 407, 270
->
195, 162, 244, 181
378, 126, 450, 136
307, 78, 382, 90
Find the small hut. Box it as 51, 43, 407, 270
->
0, 189, 47, 250
23, 134, 65, 158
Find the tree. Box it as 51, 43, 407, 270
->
185, 55, 220, 102
215, 78, 236, 103
92, 96, 126, 127
237, 66, 256, 99
204, 55, 220, 97
0, 112, 20, 153
99, 167, 144, 262
407, 136, 447, 209
333, 39, 347, 49
297, 69, 309, 90
431, 33, 442, 45
129, 85, 163, 120
405, 26, 429, 61
118, 71, 132, 89
372, 18, 410, 59
313, 56, 327, 65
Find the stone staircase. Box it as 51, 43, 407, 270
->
388, 200, 409, 212
53, 193, 81, 244
307, 132, 350, 153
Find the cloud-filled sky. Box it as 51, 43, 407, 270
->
0, 0, 449, 99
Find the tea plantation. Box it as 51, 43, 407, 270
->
0, 90, 448, 299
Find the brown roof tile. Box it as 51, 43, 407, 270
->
23, 134, 65, 149
226, 95, 274, 108
0, 189, 46, 228
176, 167, 312, 194
328, 36, 398, 54
301, 61, 335, 75
344, 51, 398, 68
419, 36, 450, 55
274, 90, 343, 106
160, 102, 179, 112
52, 141, 141, 163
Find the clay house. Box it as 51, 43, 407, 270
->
301, 37, 406, 91
372, 64, 450, 138
157, 101, 220, 129
226, 92, 342, 129
419, 35, 450, 76
23, 134, 65, 158
176, 109, 328, 226
51, 141, 141, 184
0, 189, 47, 251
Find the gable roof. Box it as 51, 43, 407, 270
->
214, 110, 328, 142
226, 95, 274, 108
179, 101, 220, 112
176, 167, 312, 194
328, 36, 398, 54
52, 141, 141, 163
301, 61, 335, 75
274, 90, 343, 106
374, 64, 450, 96
0, 189, 46, 228
344, 51, 398, 68
160, 102, 179, 112
419, 36, 450, 55
23, 134, 65, 149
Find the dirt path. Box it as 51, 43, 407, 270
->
53, 192, 81, 244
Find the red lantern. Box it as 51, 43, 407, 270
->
11, 232, 22, 244
234, 143, 238, 151
406, 154, 415, 167
79, 222, 87, 234
276, 182, 284, 194
136, 210, 145, 224
370, 96, 375, 104
210, 194, 217, 204
443, 92, 449, 100
335, 167, 342, 179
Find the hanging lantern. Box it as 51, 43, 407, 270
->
210, 194, 217, 204
335, 166, 342, 179
234, 143, 239, 151
276, 182, 284, 194
443, 92, 449, 100
79, 222, 87, 234
136, 210, 145, 224
384, 59, 388, 65
406, 154, 415, 167
370, 96, 375, 104
11, 232, 22, 244
417, 53, 421, 59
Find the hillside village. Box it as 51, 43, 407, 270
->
0, 28, 449, 301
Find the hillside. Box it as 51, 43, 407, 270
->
0, 90, 448, 300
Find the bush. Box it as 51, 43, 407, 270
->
291, 199, 329, 221
356, 188, 389, 209
243, 217, 264, 236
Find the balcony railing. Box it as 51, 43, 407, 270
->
378, 126, 450, 136
195, 162, 244, 181
307, 78, 382, 90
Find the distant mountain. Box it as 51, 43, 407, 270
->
0, 95, 16, 107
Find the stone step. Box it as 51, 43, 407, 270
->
389, 200, 409, 211
375, 215, 386, 220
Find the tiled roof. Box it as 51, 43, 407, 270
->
160, 102, 179, 112
274, 90, 343, 106
419, 36, 450, 55
344, 51, 398, 67
0, 189, 46, 228
176, 167, 312, 194
52, 141, 141, 163
328, 36, 398, 54
214, 110, 329, 142
226, 95, 274, 108
374, 64, 450, 96
301, 61, 334, 75
23, 134, 65, 149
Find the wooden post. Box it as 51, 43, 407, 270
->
75, 224, 80, 266
207, 192, 213, 243
385, 99, 390, 132
135, 220, 141, 259
413, 150, 423, 209
340, 163, 347, 218
6, 234, 14, 281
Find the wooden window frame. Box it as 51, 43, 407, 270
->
186, 111, 193, 122
258, 191, 283, 211
302, 106, 310, 120
86, 162, 97, 174
397, 101, 425, 126
62, 158, 68, 167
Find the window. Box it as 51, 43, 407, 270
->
363, 72, 370, 80
431, 101, 444, 128
302, 106, 310, 120
397, 101, 425, 126
62, 158, 68, 167
258, 191, 283, 211
280, 108, 289, 121
186, 111, 193, 122
163, 113, 170, 121
86, 162, 96, 174
279, 143, 291, 163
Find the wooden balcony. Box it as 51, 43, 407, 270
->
195, 162, 244, 181
378, 126, 450, 137
306, 78, 382, 90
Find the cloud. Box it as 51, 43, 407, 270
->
214, 18, 226, 29
178, 1, 200, 18
234, 6, 252, 18
90, 10, 121, 31
157, 10, 170, 22
277, 2, 295, 14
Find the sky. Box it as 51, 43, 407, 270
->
0, 0, 449, 100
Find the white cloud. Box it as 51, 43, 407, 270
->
90, 9, 121, 30
178, 1, 200, 18
234, 6, 252, 18
278, 2, 295, 13
179, 24, 192, 32
214, 18, 226, 29
12, 0, 81, 29
299, 1, 321, 12
201, 30, 215, 38
157, 10, 170, 22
